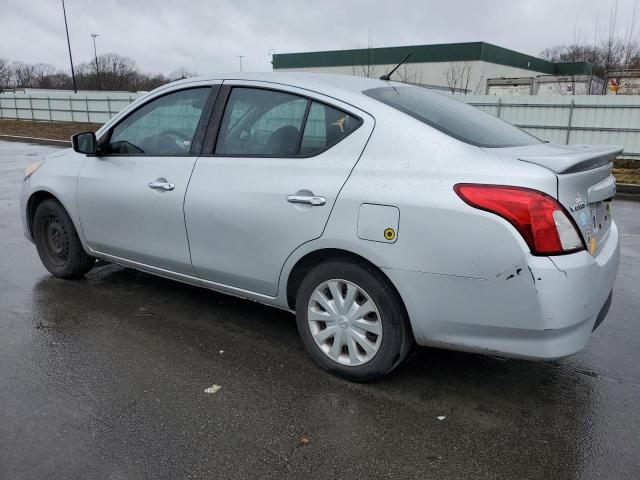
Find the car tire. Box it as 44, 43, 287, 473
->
33, 199, 95, 279
295, 259, 413, 381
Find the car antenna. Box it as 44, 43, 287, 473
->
379, 52, 413, 81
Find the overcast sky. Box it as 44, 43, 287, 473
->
1, 0, 639, 75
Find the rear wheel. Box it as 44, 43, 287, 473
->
295, 259, 412, 381
33, 199, 95, 278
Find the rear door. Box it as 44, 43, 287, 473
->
78, 85, 218, 275
184, 82, 374, 296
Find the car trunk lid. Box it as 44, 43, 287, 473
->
487, 143, 623, 256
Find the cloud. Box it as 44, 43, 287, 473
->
1, 0, 638, 75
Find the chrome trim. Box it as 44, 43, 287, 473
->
148, 181, 175, 191
286, 195, 326, 206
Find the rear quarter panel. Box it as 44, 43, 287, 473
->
317, 111, 560, 280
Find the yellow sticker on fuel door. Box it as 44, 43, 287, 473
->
589, 237, 597, 255
384, 228, 396, 241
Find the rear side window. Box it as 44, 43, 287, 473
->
215, 87, 362, 157
300, 102, 361, 156
216, 88, 307, 156
364, 86, 540, 148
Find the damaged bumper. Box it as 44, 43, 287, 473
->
383, 222, 620, 360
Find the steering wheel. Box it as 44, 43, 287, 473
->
159, 130, 190, 142
136, 129, 192, 155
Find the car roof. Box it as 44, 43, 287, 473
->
166, 72, 401, 99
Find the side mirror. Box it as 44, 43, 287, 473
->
71, 131, 97, 155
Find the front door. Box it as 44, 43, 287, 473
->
185, 83, 374, 296
77, 86, 215, 275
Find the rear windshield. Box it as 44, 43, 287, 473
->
363, 86, 541, 148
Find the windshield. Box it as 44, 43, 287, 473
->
364, 86, 541, 148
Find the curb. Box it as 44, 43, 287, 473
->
0, 134, 69, 147
616, 183, 640, 200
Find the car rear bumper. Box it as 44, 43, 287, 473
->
384, 222, 620, 360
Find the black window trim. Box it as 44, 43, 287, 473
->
96, 85, 220, 157
200, 84, 364, 159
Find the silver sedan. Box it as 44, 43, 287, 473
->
20, 73, 620, 380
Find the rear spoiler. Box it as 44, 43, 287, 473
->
518, 145, 624, 174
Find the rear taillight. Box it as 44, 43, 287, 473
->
454, 184, 584, 256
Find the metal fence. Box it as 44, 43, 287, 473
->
0, 92, 142, 124
1, 91, 640, 159
459, 95, 640, 159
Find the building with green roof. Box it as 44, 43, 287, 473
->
272, 42, 597, 94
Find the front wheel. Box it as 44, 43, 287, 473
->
33, 199, 95, 278
295, 259, 412, 381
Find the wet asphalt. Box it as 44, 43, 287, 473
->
0, 139, 639, 480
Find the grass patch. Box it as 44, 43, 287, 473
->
0, 119, 102, 142
613, 167, 640, 184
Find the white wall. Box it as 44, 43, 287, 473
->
5, 89, 637, 160
605, 75, 640, 95
458, 94, 640, 158
0, 91, 142, 123
536, 80, 592, 96
487, 83, 533, 96
276, 60, 548, 93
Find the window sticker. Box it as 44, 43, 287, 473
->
331, 116, 348, 133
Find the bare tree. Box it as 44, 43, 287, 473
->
99, 53, 137, 90
461, 62, 474, 94
11, 62, 40, 88
33, 63, 58, 89
351, 32, 379, 78
471, 75, 486, 95
443, 62, 462, 94
0, 58, 10, 90
1, 54, 198, 92
169, 67, 198, 81
46, 72, 73, 90
540, 38, 636, 80
77, 53, 138, 90
555, 44, 582, 95
351, 50, 379, 78
623, 0, 640, 68
443, 61, 475, 94
602, 0, 623, 90
541, 1, 639, 94
392, 64, 423, 85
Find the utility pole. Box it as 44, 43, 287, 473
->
61, 0, 77, 93
91, 33, 101, 90
238, 55, 244, 72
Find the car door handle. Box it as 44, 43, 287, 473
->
148, 180, 175, 191
286, 194, 326, 206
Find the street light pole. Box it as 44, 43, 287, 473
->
238, 55, 244, 72
91, 33, 101, 90
61, 0, 77, 93
268, 49, 275, 68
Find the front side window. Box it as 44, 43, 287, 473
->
215, 88, 362, 157
364, 86, 540, 148
107, 87, 210, 155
